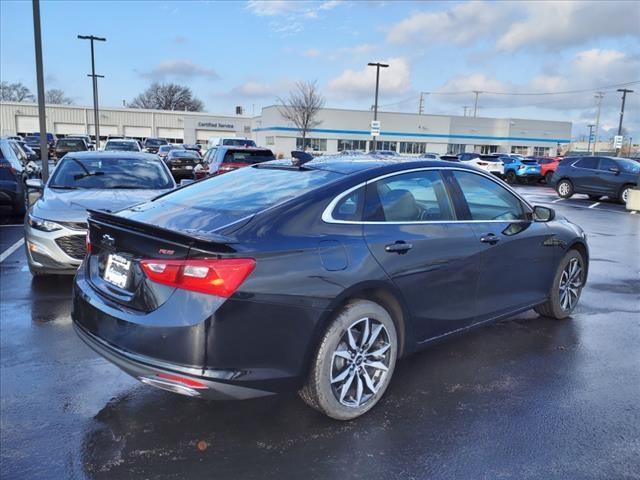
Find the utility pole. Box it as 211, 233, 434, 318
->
462, 105, 469, 117
593, 92, 604, 155
418, 92, 429, 115
586, 124, 595, 154
32, 0, 49, 181
78, 34, 106, 149
472, 90, 482, 117
367, 62, 389, 151
616, 88, 634, 156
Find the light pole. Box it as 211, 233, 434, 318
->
616, 88, 634, 156
586, 124, 595, 154
78, 34, 106, 149
472, 90, 482, 117
367, 62, 389, 151
593, 92, 604, 155
32, 0, 49, 181
418, 91, 429, 115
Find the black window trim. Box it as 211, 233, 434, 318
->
322, 167, 533, 225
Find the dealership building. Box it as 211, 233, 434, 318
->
0, 101, 571, 156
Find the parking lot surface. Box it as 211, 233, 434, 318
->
1, 185, 639, 480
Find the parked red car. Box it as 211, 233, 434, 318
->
531, 156, 562, 184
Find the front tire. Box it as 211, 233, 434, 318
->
556, 179, 574, 199
619, 185, 632, 205
300, 300, 398, 420
535, 250, 585, 320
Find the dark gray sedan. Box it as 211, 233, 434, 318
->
24, 151, 176, 276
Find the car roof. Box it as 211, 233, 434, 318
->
267, 154, 475, 175
63, 151, 159, 161
106, 138, 137, 143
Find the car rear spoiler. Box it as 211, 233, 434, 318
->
87, 209, 238, 252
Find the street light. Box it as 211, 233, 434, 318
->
616, 88, 634, 156
78, 34, 106, 148
367, 62, 389, 151
586, 124, 595, 154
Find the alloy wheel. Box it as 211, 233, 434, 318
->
558, 181, 571, 197
330, 317, 392, 408
559, 257, 583, 311
621, 187, 629, 204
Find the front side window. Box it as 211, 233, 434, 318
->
365, 170, 455, 222
598, 157, 618, 172
452, 170, 526, 221
575, 157, 597, 169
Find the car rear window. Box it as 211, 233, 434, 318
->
138, 165, 341, 229
49, 156, 174, 190
145, 139, 168, 147
222, 139, 256, 147
105, 141, 138, 151
222, 149, 275, 164
57, 139, 85, 148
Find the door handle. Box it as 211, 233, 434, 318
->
385, 241, 413, 254
480, 234, 500, 245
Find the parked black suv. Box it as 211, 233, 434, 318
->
54, 138, 88, 159
552, 156, 639, 203
143, 138, 169, 154
163, 149, 199, 181
0, 139, 27, 215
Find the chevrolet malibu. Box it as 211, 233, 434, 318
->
73, 156, 589, 420
25, 152, 176, 276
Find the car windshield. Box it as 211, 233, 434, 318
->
159, 145, 176, 152
105, 141, 138, 151
57, 139, 85, 148
145, 139, 167, 147
169, 150, 199, 159
48, 156, 174, 189
616, 158, 640, 173
222, 139, 256, 147
223, 149, 275, 164
25, 136, 39, 145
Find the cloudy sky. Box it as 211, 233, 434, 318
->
1, 0, 639, 139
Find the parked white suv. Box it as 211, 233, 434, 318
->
206, 137, 256, 149
458, 153, 504, 177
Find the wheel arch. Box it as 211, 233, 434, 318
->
304, 281, 413, 377
566, 240, 589, 285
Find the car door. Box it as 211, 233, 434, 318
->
570, 157, 599, 193
362, 169, 481, 341
448, 170, 557, 320
594, 157, 623, 197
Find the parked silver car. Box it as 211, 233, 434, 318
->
24, 151, 176, 275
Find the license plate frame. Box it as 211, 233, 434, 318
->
103, 254, 131, 289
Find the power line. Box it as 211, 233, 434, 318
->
428, 80, 640, 97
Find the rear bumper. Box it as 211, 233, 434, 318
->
74, 321, 275, 400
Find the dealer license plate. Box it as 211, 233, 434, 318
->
104, 254, 131, 289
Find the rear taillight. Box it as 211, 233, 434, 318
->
85, 230, 92, 255
140, 258, 255, 297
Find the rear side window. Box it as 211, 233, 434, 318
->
453, 171, 526, 221
575, 157, 597, 169
332, 187, 364, 221
365, 170, 455, 222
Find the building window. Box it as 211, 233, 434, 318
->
296, 137, 327, 151
511, 145, 529, 154
337, 139, 367, 151
480, 145, 499, 154
369, 140, 397, 152
533, 146, 550, 156
399, 142, 427, 154
265, 136, 275, 145
447, 144, 465, 154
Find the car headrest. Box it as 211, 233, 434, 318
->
382, 189, 418, 221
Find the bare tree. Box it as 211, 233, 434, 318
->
45, 88, 74, 105
0, 81, 35, 102
128, 82, 204, 111
277, 81, 324, 150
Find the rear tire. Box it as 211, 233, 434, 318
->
619, 185, 632, 205
535, 250, 585, 320
299, 300, 398, 420
556, 179, 574, 199
505, 170, 517, 184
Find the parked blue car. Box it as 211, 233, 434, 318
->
497, 154, 542, 184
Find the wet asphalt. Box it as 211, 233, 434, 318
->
1, 186, 639, 480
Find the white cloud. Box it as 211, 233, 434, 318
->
327, 57, 412, 99
386, 1, 511, 46
141, 60, 218, 80
304, 48, 321, 57
497, 1, 639, 52
245, 0, 301, 16
231, 81, 278, 98
246, 0, 343, 34
386, 1, 640, 51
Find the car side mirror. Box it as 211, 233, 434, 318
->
609, 167, 620, 175
533, 205, 555, 222
179, 179, 194, 187
26, 178, 44, 191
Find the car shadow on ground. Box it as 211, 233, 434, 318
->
80, 314, 579, 480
